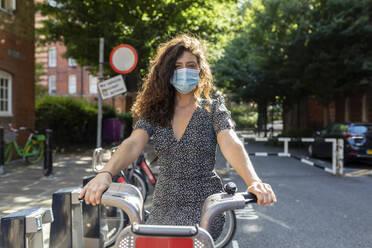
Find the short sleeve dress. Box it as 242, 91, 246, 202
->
134, 98, 234, 239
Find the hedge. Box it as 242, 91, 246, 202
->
35, 96, 132, 148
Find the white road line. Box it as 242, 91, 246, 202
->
301, 158, 314, 166
255, 152, 268, 156
232, 240, 239, 248
256, 212, 291, 229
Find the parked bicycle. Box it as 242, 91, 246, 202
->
92, 147, 153, 247
97, 181, 257, 248
4, 123, 45, 164
92, 147, 237, 247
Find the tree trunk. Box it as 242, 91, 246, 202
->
257, 101, 268, 137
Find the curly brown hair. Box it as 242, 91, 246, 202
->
131, 34, 213, 128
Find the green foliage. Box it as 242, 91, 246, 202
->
35, 61, 45, 84
35, 85, 48, 100
36, 0, 239, 78
214, 0, 372, 115
228, 104, 257, 129
35, 96, 132, 147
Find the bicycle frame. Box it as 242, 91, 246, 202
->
136, 155, 156, 185
99, 183, 257, 248
7, 133, 38, 159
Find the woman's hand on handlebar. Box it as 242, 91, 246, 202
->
79, 173, 112, 206
247, 181, 277, 206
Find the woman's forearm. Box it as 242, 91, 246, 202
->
225, 143, 262, 186
101, 138, 142, 176
218, 131, 262, 186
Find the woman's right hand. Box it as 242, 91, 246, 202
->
79, 173, 112, 205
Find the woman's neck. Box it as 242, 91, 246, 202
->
175, 92, 196, 108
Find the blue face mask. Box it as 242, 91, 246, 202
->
170, 68, 200, 94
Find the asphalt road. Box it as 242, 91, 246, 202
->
217, 142, 372, 248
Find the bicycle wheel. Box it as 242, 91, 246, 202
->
25, 141, 44, 164
131, 171, 148, 202
214, 210, 237, 248
100, 205, 129, 247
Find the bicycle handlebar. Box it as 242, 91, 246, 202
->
8, 123, 39, 134
98, 182, 257, 232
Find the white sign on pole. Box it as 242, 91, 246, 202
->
98, 75, 127, 100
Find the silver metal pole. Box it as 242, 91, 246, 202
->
97, 37, 104, 148
332, 139, 337, 175
337, 139, 344, 176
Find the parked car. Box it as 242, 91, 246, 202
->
308, 122, 372, 162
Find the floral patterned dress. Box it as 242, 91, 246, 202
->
134, 98, 234, 239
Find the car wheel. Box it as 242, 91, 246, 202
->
308, 144, 316, 158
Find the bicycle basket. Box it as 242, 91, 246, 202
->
4, 132, 17, 143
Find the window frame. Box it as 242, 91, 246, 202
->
68, 74, 77, 94
68, 58, 77, 67
0, 70, 13, 117
48, 75, 56, 95
0, 0, 16, 13
48, 47, 57, 68
89, 74, 98, 94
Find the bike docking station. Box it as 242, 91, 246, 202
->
49, 186, 85, 248
0, 207, 53, 248
240, 136, 344, 176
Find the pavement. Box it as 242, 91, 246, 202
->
0, 149, 96, 218
0, 143, 159, 219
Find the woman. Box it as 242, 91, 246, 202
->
79, 34, 276, 239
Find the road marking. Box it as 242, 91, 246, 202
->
235, 205, 258, 220
345, 169, 372, 177
301, 158, 314, 166
256, 212, 291, 229
232, 240, 239, 248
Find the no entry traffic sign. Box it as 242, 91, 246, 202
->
109, 44, 138, 74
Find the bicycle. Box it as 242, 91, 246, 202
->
92, 146, 238, 248
4, 123, 45, 164
97, 181, 257, 248
92, 147, 150, 247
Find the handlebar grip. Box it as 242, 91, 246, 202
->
242, 192, 258, 203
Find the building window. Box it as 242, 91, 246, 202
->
0, 70, 12, 116
68, 58, 77, 67
89, 75, 98, 94
0, 0, 16, 12
48, 75, 56, 94
68, 75, 77, 94
48, 48, 57, 67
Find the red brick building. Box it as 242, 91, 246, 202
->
0, 0, 35, 141
284, 89, 372, 132
35, 9, 134, 113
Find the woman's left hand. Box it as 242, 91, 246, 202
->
247, 181, 277, 206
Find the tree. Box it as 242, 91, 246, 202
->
214, 0, 308, 133
35, 61, 48, 99
37, 0, 239, 78
214, 0, 372, 131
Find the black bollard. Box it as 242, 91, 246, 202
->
43, 129, 53, 177
0, 126, 4, 175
